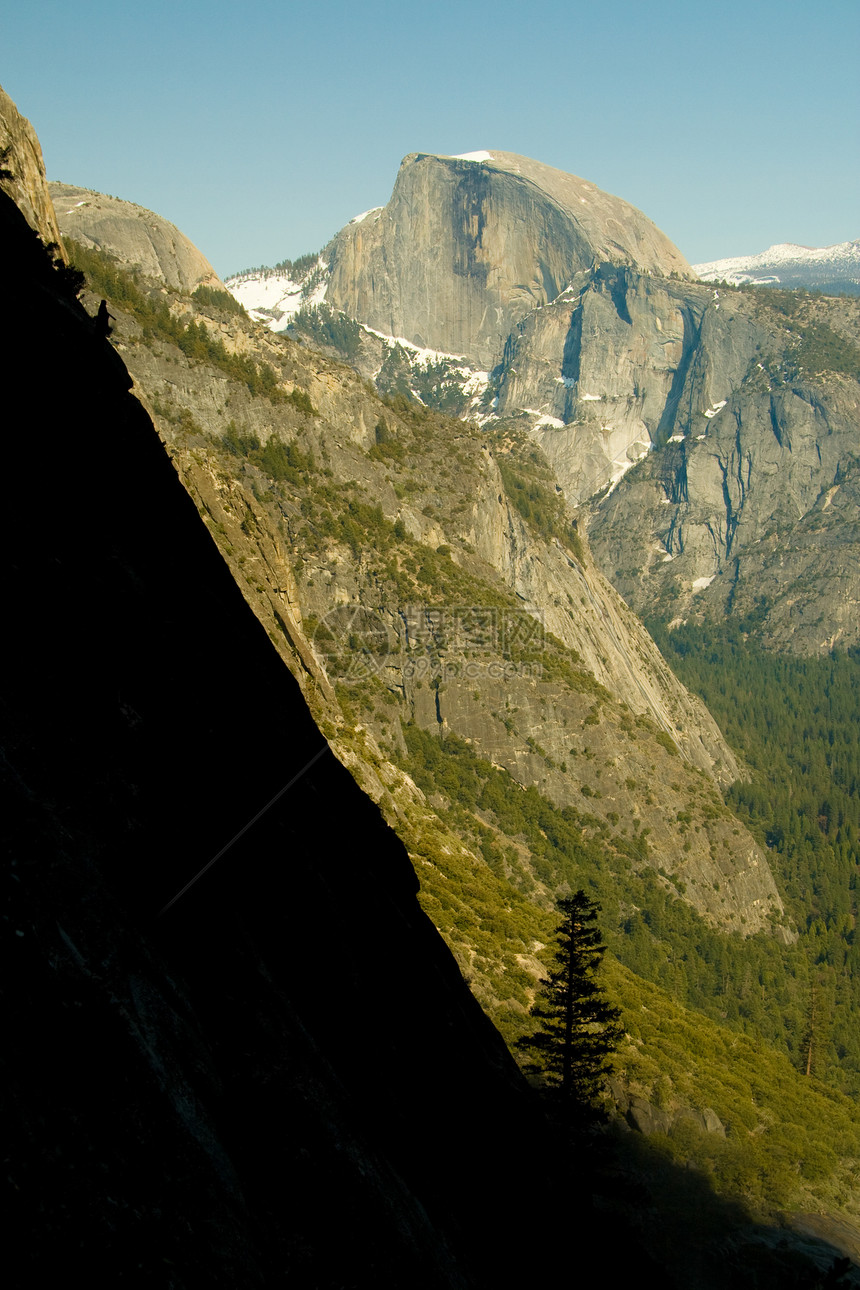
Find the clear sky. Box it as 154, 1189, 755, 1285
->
3, 0, 858, 277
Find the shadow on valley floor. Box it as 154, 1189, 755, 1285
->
580, 1116, 859, 1290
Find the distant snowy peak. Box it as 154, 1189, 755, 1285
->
225, 257, 328, 329
694, 238, 860, 294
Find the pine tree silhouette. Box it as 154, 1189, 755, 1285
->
517, 891, 622, 1105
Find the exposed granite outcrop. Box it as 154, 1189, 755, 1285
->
584, 290, 860, 652
0, 83, 64, 251
3, 93, 854, 1285
326, 151, 691, 371
104, 273, 785, 936
293, 150, 860, 653
41, 152, 790, 934
606, 1082, 726, 1139
50, 180, 221, 291
503, 271, 707, 502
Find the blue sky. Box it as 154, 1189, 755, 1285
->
3, 0, 858, 277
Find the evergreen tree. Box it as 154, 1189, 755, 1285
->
517, 891, 622, 1104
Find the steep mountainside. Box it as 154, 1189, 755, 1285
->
583, 287, 860, 653
57, 219, 793, 941
325, 150, 691, 368
2, 157, 590, 1290
8, 85, 860, 1274
230, 151, 702, 498
59, 195, 860, 1266
236, 151, 860, 655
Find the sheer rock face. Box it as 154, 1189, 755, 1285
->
38, 146, 788, 928
325, 151, 691, 370
320, 152, 716, 504
318, 151, 860, 654
0, 84, 64, 252
447, 449, 744, 786
111, 284, 786, 936
501, 270, 706, 503
50, 180, 221, 291
583, 290, 860, 653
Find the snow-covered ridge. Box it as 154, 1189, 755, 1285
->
225, 257, 328, 329
349, 206, 383, 225
357, 324, 491, 416
694, 238, 860, 292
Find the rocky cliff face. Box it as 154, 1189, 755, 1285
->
50, 180, 221, 291
583, 288, 860, 653
325, 151, 691, 371
46, 147, 804, 942
0, 84, 64, 252
293, 151, 859, 653
498, 268, 707, 502
283, 154, 723, 503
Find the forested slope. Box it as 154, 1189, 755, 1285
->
651, 621, 860, 1085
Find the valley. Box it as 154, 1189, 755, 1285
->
4, 81, 860, 1283
61, 226, 860, 1230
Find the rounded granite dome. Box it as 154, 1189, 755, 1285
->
49, 181, 221, 292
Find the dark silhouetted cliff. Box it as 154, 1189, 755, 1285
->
0, 185, 589, 1286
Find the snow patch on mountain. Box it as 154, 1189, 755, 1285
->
349, 207, 383, 225
604, 439, 652, 497
226, 258, 329, 329
357, 324, 468, 366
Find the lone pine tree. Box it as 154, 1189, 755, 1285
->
517, 891, 622, 1104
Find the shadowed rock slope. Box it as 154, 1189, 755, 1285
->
0, 187, 582, 1287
